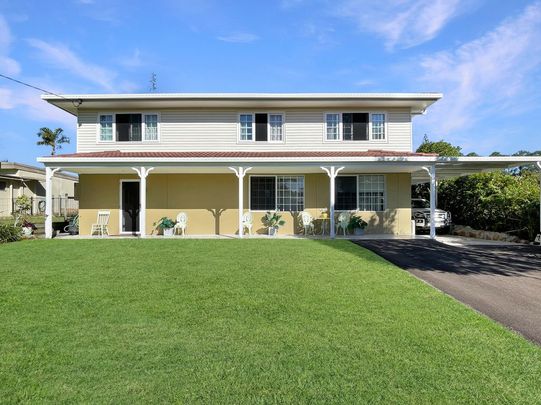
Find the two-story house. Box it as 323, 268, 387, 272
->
37, 93, 541, 239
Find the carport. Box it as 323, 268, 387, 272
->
411, 157, 541, 239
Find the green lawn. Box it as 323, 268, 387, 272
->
1, 239, 540, 403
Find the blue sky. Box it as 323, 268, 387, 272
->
0, 0, 540, 164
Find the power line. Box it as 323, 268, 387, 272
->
0, 73, 69, 99
0, 73, 83, 108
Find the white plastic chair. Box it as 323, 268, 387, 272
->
174, 212, 188, 236
242, 212, 253, 236
336, 212, 350, 236
299, 211, 314, 235
91, 211, 110, 237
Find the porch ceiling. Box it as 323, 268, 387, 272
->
55, 163, 428, 175
37, 154, 541, 179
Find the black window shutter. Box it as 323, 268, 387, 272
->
255, 113, 268, 142
352, 113, 368, 141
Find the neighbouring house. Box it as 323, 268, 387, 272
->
0, 161, 78, 217
37, 93, 541, 239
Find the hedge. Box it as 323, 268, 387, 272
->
438, 171, 540, 240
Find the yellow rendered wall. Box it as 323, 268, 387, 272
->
78, 172, 412, 236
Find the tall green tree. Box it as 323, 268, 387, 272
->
36, 127, 70, 155
416, 135, 462, 156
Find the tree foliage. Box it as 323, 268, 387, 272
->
413, 138, 541, 240
36, 127, 70, 155
416, 135, 462, 156
438, 171, 540, 240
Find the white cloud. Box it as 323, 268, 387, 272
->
27, 39, 117, 90
417, 1, 541, 136
302, 23, 336, 46
0, 85, 76, 127
0, 15, 21, 75
217, 32, 259, 43
354, 79, 375, 87
0, 87, 13, 108
335, 0, 465, 50
118, 48, 143, 68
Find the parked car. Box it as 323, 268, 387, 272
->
411, 198, 452, 234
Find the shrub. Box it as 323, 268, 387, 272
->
439, 171, 540, 240
0, 224, 22, 244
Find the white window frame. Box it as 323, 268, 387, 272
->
268, 113, 285, 143
323, 111, 387, 143
324, 112, 341, 142
335, 174, 386, 212
369, 112, 387, 141
238, 113, 255, 143
248, 175, 305, 212
97, 112, 161, 144
98, 113, 114, 143
237, 112, 286, 143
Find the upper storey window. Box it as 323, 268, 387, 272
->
238, 113, 284, 142
98, 113, 160, 142
326, 113, 340, 140
371, 113, 385, 140
99, 115, 113, 141
325, 112, 386, 141
239, 114, 253, 141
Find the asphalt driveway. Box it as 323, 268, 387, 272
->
353, 239, 541, 345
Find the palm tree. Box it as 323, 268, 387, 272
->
36, 127, 70, 155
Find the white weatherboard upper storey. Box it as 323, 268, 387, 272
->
42, 92, 443, 153
76, 108, 412, 153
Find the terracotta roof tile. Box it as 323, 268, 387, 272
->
50, 150, 436, 159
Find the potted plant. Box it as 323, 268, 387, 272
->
153, 217, 176, 236
320, 208, 328, 219
21, 219, 37, 237
13, 195, 34, 237
263, 211, 285, 236
347, 215, 368, 236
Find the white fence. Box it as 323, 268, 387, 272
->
0, 196, 78, 218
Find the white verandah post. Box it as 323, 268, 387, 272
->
45, 167, 61, 239
321, 166, 345, 239
132, 167, 154, 238
229, 167, 252, 238
422, 165, 437, 240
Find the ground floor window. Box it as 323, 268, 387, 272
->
250, 176, 304, 211
335, 174, 385, 211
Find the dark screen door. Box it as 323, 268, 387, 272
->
122, 182, 140, 233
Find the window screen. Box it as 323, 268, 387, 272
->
250, 177, 276, 211
277, 176, 304, 211
358, 175, 385, 211
335, 176, 357, 210
116, 114, 142, 142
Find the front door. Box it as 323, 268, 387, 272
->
121, 181, 140, 233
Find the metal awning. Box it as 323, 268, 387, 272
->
411, 156, 541, 183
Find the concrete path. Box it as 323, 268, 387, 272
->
353, 239, 541, 345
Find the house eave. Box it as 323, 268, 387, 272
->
41, 92, 443, 116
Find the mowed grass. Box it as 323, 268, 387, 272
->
1, 239, 540, 404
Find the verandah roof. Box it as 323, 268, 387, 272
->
37, 151, 541, 181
